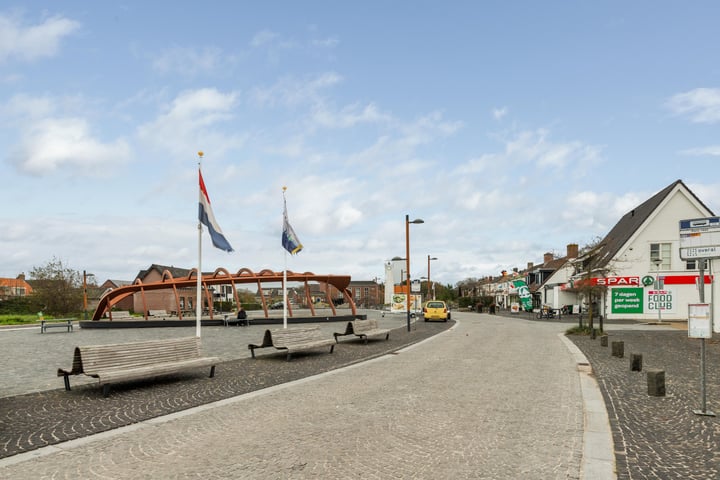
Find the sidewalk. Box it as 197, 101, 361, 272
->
0, 312, 595, 479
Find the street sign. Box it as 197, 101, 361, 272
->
688, 304, 712, 339
679, 217, 720, 260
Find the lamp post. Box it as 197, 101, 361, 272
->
651, 257, 663, 324
405, 214, 425, 331
83, 270, 95, 320
427, 256, 438, 300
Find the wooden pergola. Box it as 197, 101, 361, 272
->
92, 267, 356, 321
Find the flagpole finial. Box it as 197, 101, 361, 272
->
282, 186, 287, 192
198, 151, 204, 158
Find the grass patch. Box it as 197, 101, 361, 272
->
0, 314, 40, 326
565, 325, 605, 336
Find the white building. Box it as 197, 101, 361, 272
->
543, 180, 718, 330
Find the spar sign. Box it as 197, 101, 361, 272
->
595, 276, 640, 286
573, 276, 640, 287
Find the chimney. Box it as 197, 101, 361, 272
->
543, 252, 554, 264
527, 262, 534, 270
16, 273, 25, 281
566, 243, 579, 259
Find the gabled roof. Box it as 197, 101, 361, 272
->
136, 264, 193, 281
0, 277, 33, 293
590, 179, 714, 269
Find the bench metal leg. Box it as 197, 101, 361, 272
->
209, 365, 216, 378
286, 351, 292, 361
63, 374, 71, 391
249, 346, 256, 359
385, 333, 390, 341
102, 384, 111, 397
330, 345, 335, 354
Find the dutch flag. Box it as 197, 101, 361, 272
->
198, 169, 234, 252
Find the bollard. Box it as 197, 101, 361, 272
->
600, 335, 608, 347
647, 369, 665, 396
611, 341, 624, 358
630, 353, 643, 372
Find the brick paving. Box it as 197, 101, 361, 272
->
0, 315, 451, 459
0, 313, 585, 479
569, 328, 720, 480
6, 309, 717, 479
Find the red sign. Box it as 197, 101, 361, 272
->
593, 277, 640, 286
567, 277, 640, 288
662, 275, 713, 285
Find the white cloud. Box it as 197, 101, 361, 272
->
493, 107, 508, 120
250, 72, 343, 108
666, 88, 720, 123
0, 13, 80, 62
137, 88, 245, 156
151, 46, 227, 76
311, 102, 391, 129
311, 37, 339, 48
679, 145, 720, 156
250, 30, 281, 47
10, 117, 131, 176
502, 128, 602, 172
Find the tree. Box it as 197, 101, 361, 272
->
570, 238, 614, 334
29, 257, 83, 316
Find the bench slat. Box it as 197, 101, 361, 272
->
248, 326, 335, 360
58, 337, 218, 396
334, 319, 390, 344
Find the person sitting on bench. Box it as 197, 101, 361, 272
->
236, 307, 248, 326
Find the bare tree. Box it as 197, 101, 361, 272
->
29, 257, 83, 316
569, 238, 615, 334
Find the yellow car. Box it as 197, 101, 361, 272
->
422, 300, 450, 322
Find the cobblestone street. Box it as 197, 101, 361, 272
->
570, 328, 720, 480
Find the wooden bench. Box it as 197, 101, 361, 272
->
334, 319, 390, 344
40, 319, 74, 333
248, 326, 335, 361
106, 310, 133, 319
148, 309, 167, 317
57, 337, 220, 397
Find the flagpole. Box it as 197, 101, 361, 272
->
196, 152, 204, 338
282, 186, 288, 329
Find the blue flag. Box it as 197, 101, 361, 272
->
282, 196, 303, 254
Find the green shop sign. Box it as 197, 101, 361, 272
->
611, 287, 644, 314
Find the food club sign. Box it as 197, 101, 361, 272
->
599, 276, 677, 315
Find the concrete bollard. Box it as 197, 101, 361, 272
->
647, 369, 665, 396
611, 341, 624, 358
600, 336, 608, 347
630, 353, 643, 372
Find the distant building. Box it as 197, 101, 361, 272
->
0, 274, 33, 300
347, 280, 383, 308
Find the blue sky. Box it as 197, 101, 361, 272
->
2, 2, 720, 287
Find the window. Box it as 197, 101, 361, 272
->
686, 259, 709, 270
649, 243, 671, 270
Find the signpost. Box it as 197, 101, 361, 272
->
679, 217, 718, 417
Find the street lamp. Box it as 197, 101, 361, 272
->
651, 257, 663, 324
405, 214, 424, 331
83, 270, 95, 320
427, 256, 438, 300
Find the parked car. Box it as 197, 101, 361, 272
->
269, 301, 284, 309
422, 300, 450, 322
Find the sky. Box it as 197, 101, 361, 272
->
2, 1, 720, 288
